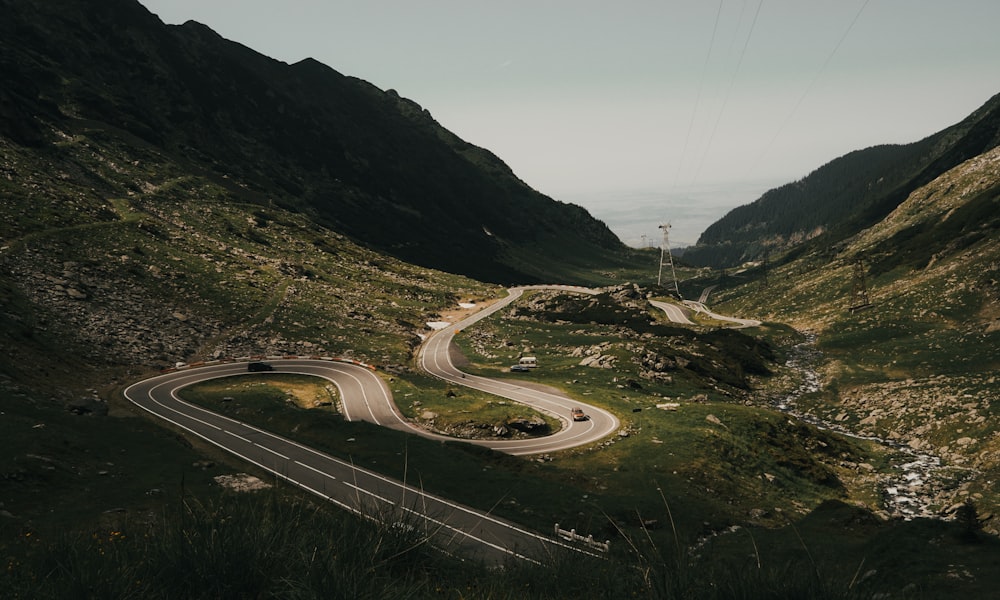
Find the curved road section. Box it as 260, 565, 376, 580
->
648, 299, 695, 325
125, 360, 605, 565
419, 286, 620, 456
682, 300, 761, 328
124, 285, 620, 564
649, 287, 759, 328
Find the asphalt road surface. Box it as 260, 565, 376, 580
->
124, 361, 607, 565
124, 285, 620, 563
649, 287, 760, 328
122, 284, 758, 562
682, 299, 762, 328
418, 286, 620, 455
648, 298, 695, 325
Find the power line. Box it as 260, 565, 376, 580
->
691, 0, 765, 187
671, 0, 724, 191
746, 0, 871, 179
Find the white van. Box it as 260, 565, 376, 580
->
518, 356, 537, 368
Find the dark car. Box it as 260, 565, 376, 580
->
247, 361, 274, 372
510, 364, 530, 372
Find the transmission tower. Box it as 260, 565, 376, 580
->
849, 256, 873, 312
657, 223, 681, 298
758, 252, 769, 290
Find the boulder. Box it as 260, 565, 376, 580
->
66, 287, 88, 300
506, 415, 549, 434
706, 414, 724, 427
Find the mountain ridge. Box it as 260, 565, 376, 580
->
683, 92, 1000, 268
0, 0, 629, 284
4, 2, 1000, 593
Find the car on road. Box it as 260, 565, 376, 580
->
247, 361, 274, 372
571, 407, 588, 421
510, 364, 530, 372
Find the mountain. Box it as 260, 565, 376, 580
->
8, 1, 1000, 593
0, 0, 630, 284
682, 92, 1000, 268
694, 142, 1000, 536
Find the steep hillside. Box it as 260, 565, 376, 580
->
0, 0, 631, 284
684, 92, 1000, 268
0, 0, 658, 572
0, 132, 498, 385
6, 1, 1000, 593
706, 146, 1000, 528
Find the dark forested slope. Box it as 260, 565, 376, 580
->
683, 93, 1000, 268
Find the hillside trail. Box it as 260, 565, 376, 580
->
0, 198, 141, 257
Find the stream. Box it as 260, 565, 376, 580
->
772, 335, 960, 520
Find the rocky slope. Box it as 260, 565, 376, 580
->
707, 146, 1000, 531
0, 0, 630, 284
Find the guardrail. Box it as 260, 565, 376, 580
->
554, 523, 610, 553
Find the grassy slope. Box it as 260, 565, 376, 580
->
0, 128, 496, 563
4, 134, 1000, 597
702, 148, 1000, 528
447, 289, 872, 523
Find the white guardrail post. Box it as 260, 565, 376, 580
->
554, 523, 610, 553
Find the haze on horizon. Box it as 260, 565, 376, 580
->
140, 0, 1000, 247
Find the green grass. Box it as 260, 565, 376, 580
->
5, 248, 997, 598
172, 362, 872, 551
387, 372, 562, 434
7, 483, 998, 599
178, 374, 340, 411
175, 374, 585, 533
2, 488, 506, 599
683, 217, 1000, 538
700, 499, 1000, 599
454, 289, 776, 402
4, 78, 1000, 597
0, 387, 229, 538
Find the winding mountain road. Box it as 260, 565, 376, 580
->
418, 286, 620, 455
682, 299, 762, 328
649, 286, 759, 328
123, 283, 760, 563
648, 298, 695, 325
124, 285, 620, 564
124, 360, 604, 564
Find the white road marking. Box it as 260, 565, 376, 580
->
225, 430, 252, 444
255, 443, 289, 460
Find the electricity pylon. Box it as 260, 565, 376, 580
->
849, 256, 873, 312
657, 223, 681, 298
758, 252, 769, 290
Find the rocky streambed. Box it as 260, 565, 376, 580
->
772, 335, 976, 520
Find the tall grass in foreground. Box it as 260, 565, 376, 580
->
2, 488, 888, 599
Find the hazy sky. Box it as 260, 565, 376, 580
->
140, 1, 1000, 246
